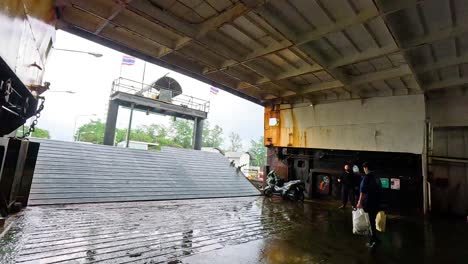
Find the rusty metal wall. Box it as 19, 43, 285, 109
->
28, 139, 260, 205
265, 94, 426, 154
430, 127, 468, 216
0, 0, 55, 87
427, 89, 468, 215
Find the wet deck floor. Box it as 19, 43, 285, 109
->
1, 196, 467, 264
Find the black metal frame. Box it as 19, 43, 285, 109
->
0, 57, 39, 137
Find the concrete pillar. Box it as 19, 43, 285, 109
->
192, 118, 198, 149
103, 100, 119, 146
193, 118, 204, 150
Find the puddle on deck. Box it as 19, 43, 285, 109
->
1, 197, 467, 264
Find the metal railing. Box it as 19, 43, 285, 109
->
111, 77, 210, 112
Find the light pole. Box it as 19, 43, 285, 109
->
73, 114, 97, 141
53, 47, 103, 58
46, 90, 76, 94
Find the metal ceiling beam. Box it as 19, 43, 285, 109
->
349, 64, 412, 86
374, 0, 425, 14
415, 54, 468, 74
402, 23, 468, 49
128, 0, 195, 37
328, 45, 399, 69
94, 1, 128, 34
129, 0, 264, 59
202, 40, 292, 76
172, 3, 252, 51
295, 8, 380, 45
376, 2, 424, 92
257, 63, 322, 84
300, 80, 344, 95
426, 77, 468, 91
66, 5, 175, 52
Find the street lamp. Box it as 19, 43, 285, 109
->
73, 114, 97, 141
53, 47, 103, 58
46, 90, 76, 94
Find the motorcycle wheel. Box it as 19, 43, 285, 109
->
264, 188, 273, 197
297, 190, 305, 201
286, 190, 296, 201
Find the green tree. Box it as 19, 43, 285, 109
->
17, 126, 50, 139
115, 128, 127, 145
202, 121, 224, 148
169, 119, 193, 148
249, 136, 266, 167
130, 124, 175, 149
228, 132, 243, 152
76, 120, 105, 144
76, 119, 224, 150
131, 127, 154, 143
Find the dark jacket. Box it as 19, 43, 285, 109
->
339, 171, 356, 189
359, 172, 382, 211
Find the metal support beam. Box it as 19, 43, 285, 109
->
426, 77, 468, 91
422, 122, 428, 215
256, 63, 322, 84
193, 118, 204, 150
349, 65, 412, 86
125, 103, 135, 148
300, 80, 344, 95
94, 0, 129, 34
103, 100, 119, 146
328, 45, 399, 69
375, 0, 424, 14
402, 23, 468, 49
415, 54, 468, 74
296, 8, 380, 45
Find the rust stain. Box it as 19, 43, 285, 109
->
303, 131, 307, 147
291, 109, 299, 147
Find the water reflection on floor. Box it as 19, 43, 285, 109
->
1, 197, 467, 264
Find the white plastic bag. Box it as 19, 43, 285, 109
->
352, 209, 370, 235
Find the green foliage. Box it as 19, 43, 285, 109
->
17, 126, 50, 139
75, 119, 105, 144
115, 128, 127, 144
249, 136, 266, 167
202, 121, 224, 148
169, 119, 193, 148
76, 118, 225, 150
228, 132, 243, 152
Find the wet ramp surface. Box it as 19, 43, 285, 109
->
1, 197, 468, 264
0, 197, 294, 264
29, 139, 259, 205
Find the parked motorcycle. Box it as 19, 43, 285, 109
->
263, 170, 305, 201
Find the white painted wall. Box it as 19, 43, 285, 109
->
225, 152, 251, 176
277, 94, 426, 154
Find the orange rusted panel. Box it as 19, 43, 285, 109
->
264, 105, 281, 147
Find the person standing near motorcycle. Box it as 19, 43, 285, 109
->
357, 162, 382, 249
338, 163, 357, 209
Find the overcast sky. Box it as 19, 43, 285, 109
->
39, 30, 264, 150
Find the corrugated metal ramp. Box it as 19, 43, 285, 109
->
29, 139, 259, 205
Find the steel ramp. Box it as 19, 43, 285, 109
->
28, 139, 259, 205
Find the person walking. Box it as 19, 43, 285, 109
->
338, 163, 356, 209
357, 162, 382, 248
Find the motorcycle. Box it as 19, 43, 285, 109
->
263, 170, 305, 201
